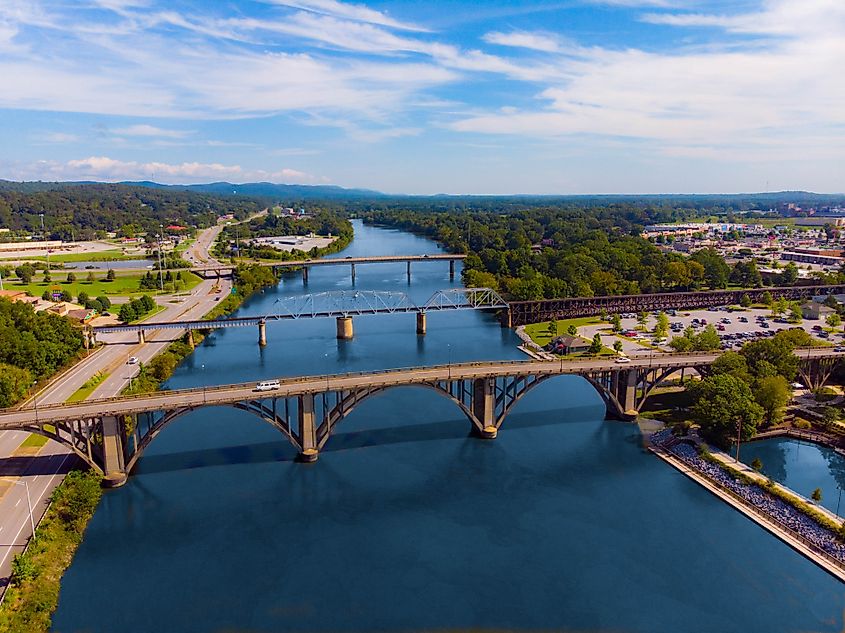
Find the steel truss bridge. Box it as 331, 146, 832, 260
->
505, 283, 845, 326
2, 349, 841, 487
91, 288, 508, 343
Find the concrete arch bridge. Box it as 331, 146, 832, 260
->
1, 350, 841, 487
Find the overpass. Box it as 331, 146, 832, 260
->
505, 283, 845, 326
2, 349, 841, 487
90, 288, 507, 345
191, 254, 466, 283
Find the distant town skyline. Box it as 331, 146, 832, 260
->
0, 0, 842, 195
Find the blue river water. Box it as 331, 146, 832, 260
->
743, 437, 845, 516
53, 221, 845, 633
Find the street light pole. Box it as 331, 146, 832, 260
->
32, 380, 39, 424
6, 479, 35, 535
40, 213, 50, 272
157, 225, 165, 292
735, 418, 742, 463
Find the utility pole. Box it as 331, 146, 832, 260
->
735, 418, 742, 463
157, 224, 165, 292
40, 213, 50, 272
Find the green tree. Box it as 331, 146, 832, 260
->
711, 351, 752, 383
77, 291, 89, 306
589, 333, 603, 354
778, 262, 799, 285
755, 375, 791, 425
59, 290, 72, 302
106, 268, 116, 281
548, 320, 558, 336
637, 311, 648, 331
771, 296, 789, 317
827, 313, 842, 328
86, 271, 96, 283
741, 333, 801, 380
0, 363, 32, 407
613, 340, 624, 353
655, 311, 669, 338
65, 272, 76, 283
691, 248, 731, 289
740, 294, 752, 308
96, 295, 111, 309
41, 289, 51, 301
610, 313, 622, 332
812, 488, 823, 502
788, 303, 803, 324
822, 407, 840, 429
118, 303, 137, 323
761, 291, 774, 306
43, 270, 51, 283
690, 374, 764, 448
751, 457, 763, 472
567, 324, 578, 336
139, 294, 155, 312
693, 324, 721, 351
15, 264, 34, 284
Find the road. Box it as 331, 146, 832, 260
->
0, 223, 229, 594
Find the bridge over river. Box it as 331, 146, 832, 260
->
2, 349, 841, 487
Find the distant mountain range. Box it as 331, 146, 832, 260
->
119, 181, 386, 199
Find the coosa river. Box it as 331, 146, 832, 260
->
53, 221, 845, 633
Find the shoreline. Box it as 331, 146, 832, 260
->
651, 438, 845, 582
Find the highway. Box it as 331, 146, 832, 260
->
0, 223, 230, 594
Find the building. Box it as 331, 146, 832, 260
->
0, 289, 28, 302
546, 335, 591, 355
801, 301, 836, 320
795, 217, 845, 227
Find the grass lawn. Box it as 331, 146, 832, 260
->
1, 249, 146, 263
19, 434, 48, 449
67, 372, 108, 403
524, 317, 604, 347
132, 302, 167, 323
5, 271, 202, 298
638, 387, 694, 425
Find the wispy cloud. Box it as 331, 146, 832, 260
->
7, 156, 321, 184
263, 0, 427, 31
482, 31, 562, 53
113, 124, 191, 138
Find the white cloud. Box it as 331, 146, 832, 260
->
263, 0, 426, 31
36, 132, 81, 143
6, 156, 321, 184
113, 124, 191, 138
482, 31, 561, 53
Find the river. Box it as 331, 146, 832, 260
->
53, 221, 845, 633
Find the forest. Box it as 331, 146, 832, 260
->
0, 182, 262, 241
361, 206, 840, 300
0, 298, 84, 406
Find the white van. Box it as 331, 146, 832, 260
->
254, 380, 281, 392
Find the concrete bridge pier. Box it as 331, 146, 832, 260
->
138, 330, 146, 344
472, 377, 497, 438
297, 394, 319, 463
337, 316, 354, 340
102, 415, 128, 487
416, 311, 427, 335
449, 259, 455, 280
302, 266, 309, 284
616, 368, 638, 417
258, 320, 267, 346
187, 330, 195, 349
407, 261, 411, 282
351, 263, 356, 284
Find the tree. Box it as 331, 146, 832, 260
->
106, 268, 116, 281
755, 375, 791, 425
86, 271, 96, 283
65, 272, 76, 283
827, 313, 842, 328
15, 265, 34, 284
691, 248, 730, 289
613, 340, 624, 353
610, 314, 622, 332
778, 262, 799, 285
711, 351, 752, 383
740, 294, 752, 308
118, 303, 137, 323
589, 333, 603, 354
655, 311, 669, 338
741, 333, 801, 380
59, 290, 72, 302
139, 294, 155, 312
637, 311, 648, 331
96, 296, 111, 309
548, 320, 558, 336
824, 294, 840, 310
812, 488, 823, 503
41, 289, 51, 301
567, 324, 578, 336
788, 303, 803, 324
77, 291, 89, 306
43, 270, 51, 283
822, 407, 840, 429
761, 291, 773, 307
693, 324, 721, 351
690, 374, 764, 448
0, 363, 32, 408
771, 296, 789, 317
751, 457, 763, 472
669, 335, 693, 352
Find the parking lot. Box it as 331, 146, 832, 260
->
574, 306, 844, 357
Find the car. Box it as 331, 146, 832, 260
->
812, 325, 823, 331
615, 356, 631, 364
214, 297, 220, 301
739, 316, 749, 323
760, 322, 769, 328
716, 324, 725, 331
127, 356, 139, 365
254, 380, 281, 392
835, 346, 845, 352
819, 332, 830, 338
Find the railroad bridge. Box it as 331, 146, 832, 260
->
2, 350, 841, 487
505, 283, 845, 326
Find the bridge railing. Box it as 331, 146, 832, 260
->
6, 349, 838, 416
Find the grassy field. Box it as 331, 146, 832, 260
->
67, 372, 108, 403
3, 271, 202, 298
524, 317, 604, 347
19, 434, 48, 449
0, 249, 147, 263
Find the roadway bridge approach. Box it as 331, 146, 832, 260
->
2, 349, 841, 487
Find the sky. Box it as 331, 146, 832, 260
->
0, 0, 842, 194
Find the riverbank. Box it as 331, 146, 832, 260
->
0, 470, 103, 632
651, 430, 845, 582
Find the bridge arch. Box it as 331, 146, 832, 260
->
317, 383, 484, 450
124, 402, 298, 473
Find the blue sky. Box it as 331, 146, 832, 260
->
0, 0, 842, 194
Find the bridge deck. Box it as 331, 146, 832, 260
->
4, 350, 839, 428
192, 254, 465, 274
